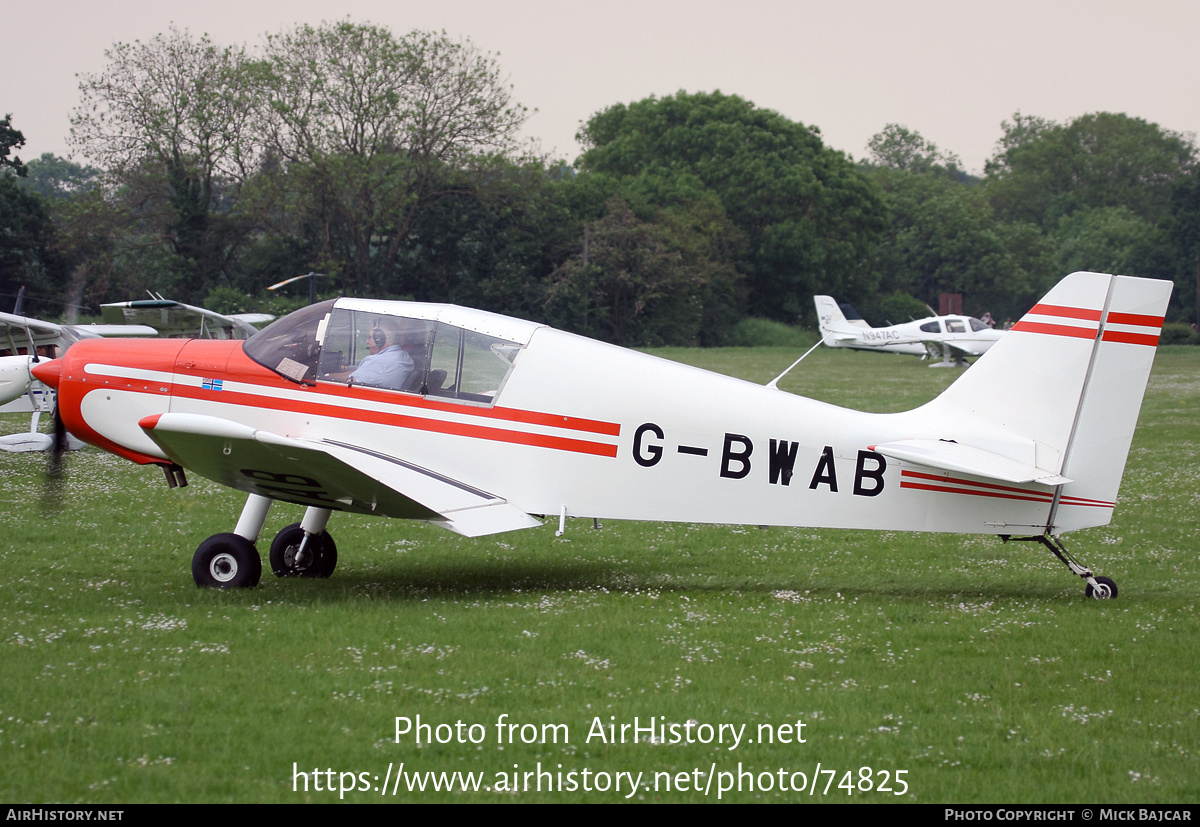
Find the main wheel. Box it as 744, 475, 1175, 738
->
269, 523, 337, 578
192, 533, 262, 588
1086, 576, 1118, 599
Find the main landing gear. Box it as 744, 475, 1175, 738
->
1002, 534, 1118, 599
269, 519, 337, 578
191, 494, 337, 588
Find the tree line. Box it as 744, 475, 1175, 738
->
3, 21, 1198, 345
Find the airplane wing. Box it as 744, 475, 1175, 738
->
921, 339, 975, 360
870, 438, 1070, 485
138, 413, 542, 538
0, 310, 157, 350
231, 313, 275, 326
0, 310, 74, 352
101, 300, 271, 339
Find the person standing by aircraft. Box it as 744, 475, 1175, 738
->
350, 318, 414, 389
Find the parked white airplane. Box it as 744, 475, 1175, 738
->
0, 310, 159, 451
33, 272, 1169, 598
814, 295, 1005, 366
1, 300, 272, 451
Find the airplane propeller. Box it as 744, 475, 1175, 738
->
50, 402, 70, 460
32, 360, 71, 510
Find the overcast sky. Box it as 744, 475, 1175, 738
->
6, 0, 1199, 176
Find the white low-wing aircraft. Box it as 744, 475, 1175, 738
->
0, 310, 158, 451
33, 272, 1170, 598
814, 295, 1005, 366
1, 301, 272, 451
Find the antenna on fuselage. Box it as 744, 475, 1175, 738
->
765, 338, 825, 390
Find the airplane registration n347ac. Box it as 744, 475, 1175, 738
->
32, 271, 1170, 598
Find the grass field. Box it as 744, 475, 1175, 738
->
1, 344, 1197, 803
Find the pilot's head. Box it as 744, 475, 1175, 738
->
368, 318, 403, 351
369, 317, 426, 352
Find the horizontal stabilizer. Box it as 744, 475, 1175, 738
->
870, 438, 1071, 485
0, 432, 53, 453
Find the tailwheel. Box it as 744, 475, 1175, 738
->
1002, 534, 1118, 600
192, 533, 262, 588
269, 523, 337, 578
1086, 576, 1118, 600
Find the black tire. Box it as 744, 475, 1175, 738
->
192, 533, 262, 588
1086, 576, 1118, 599
269, 523, 338, 578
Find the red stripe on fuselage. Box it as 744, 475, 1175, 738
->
66, 339, 621, 460
900, 479, 1053, 505
900, 470, 1055, 504
170, 382, 619, 457
204, 343, 620, 438
899, 470, 1114, 508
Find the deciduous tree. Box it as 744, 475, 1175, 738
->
0, 118, 66, 315
577, 92, 885, 322
867, 124, 962, 175
866, 167, 1053, 321
71, 27, 258, 181
250, 22, 532, 294
69, 27, 259, 302
544, 195, 742, 346
985, 112, 1196, 228
1, 114, 28, 175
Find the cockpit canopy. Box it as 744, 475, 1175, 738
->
244, 299, 541, 406
918, 317, 992, 334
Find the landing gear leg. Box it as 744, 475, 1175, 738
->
270, 507, 337, 578
233, 494, 274, 544
1003, 533, 1118, 599
191, 494, 272, 588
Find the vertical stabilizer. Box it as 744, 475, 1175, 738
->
813, 295, 848, 338
925, 272, 1171, 532
814, 295, 870, 344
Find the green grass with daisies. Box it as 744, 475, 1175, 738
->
0, 345, 1196, 803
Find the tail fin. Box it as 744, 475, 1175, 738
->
814, 295, 870, 342
925, 271, 1171, 532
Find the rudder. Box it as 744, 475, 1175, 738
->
1053, 274, 1172, 530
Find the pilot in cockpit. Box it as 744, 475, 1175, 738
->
348, 318, 415, 389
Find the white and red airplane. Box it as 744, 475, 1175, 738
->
32, 271, 1170, 598
814, 295, 1005, 366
